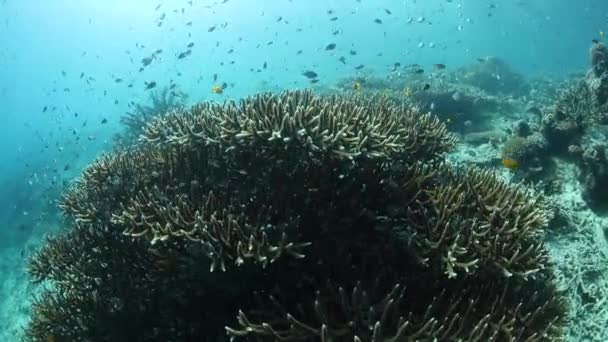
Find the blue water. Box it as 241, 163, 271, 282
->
1, 0, 608, 339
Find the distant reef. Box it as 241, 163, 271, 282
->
25, 90, 565, 341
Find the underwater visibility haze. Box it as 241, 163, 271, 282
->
3, 0, 608, 341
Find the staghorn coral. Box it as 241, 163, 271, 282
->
26, 90, 564, 341
228, 276, 563, 342
389, 165, 549, 279
542, 44, 608, 156
541, 81, 597, 153
113, 85, 187, 146
113, 188, 311, 271
140, 91, 455, 162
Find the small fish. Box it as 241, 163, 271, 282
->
177, 50, 191, 59
423, 84, 431, 91
433, 63, 446, 70
263, 61, 267, 69
208, 25, 217, 32
325, 43, 336, 50
374, 18, 382, 24
502, 157, 519, 171
330, 17, 338, 21
349, 50, 357, 55
64, 164, 70, 171
144, 81, 157, 90
211, 84, 224, 94
115, 78, 123, 83
403, 87, 412, 97
101, 118, 108, 124
42, 106, 47, 113
352, 81, 361, 91
310, 79, 320, 84
187, 42, 194, 48
302, 70, 318, 79
355, 64, 364, 70
414, 68, 424, 74
338, 56, 346, 64
213, 73, 218, 81
592, 39, 600, 44
384, 8, 392, 15
141, 56, 154, 66
601, 31, 605, 37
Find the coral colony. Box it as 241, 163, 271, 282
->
26, 90, 564, 341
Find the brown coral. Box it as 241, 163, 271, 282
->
26, 90, 563, 342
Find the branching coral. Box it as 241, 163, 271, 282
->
228, 277, 563, 342
113, 188, 310, 272
389, 165, 548, 279
26, 90, 564, 341
141, 91, 455, 162
541, 81, 598, 153
113, 85, 187, 146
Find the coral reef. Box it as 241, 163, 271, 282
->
500, 132, 549, 178
457, 56, 529, 96
405, 82, 507, 132
334, 59, 531, 135
509, 43, 608, 208
573, 143, 608, 209
590, 42, 608, 79
113, 85, 187, 146
25, 90, 564, 341
541, 81, 598, 153
588, 42, 608, 111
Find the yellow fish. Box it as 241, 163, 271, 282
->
600, 30, 605, 37
352, 81, 362, 91
501, 157, 519, 171
403, 87, 412, 97
211, 85, 224, 94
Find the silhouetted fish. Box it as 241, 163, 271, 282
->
302, 70, 318, 79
